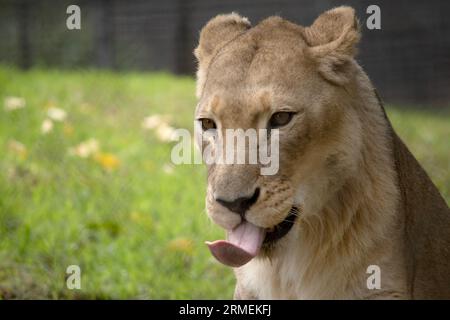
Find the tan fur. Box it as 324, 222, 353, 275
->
194, 7, 450, 299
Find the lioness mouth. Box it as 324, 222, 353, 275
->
205, 207, 299, 267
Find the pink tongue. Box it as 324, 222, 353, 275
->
206, 221, 265, 267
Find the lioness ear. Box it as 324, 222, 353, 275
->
303, 6, 361, 85
194, 13, 251, 97
195, 12, 251, 63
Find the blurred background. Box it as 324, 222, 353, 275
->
0, 0, 449, 299
2, 0, 450, 105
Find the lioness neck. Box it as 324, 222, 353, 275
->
237, 71, 408, 299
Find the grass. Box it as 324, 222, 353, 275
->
0, 66, 448, 299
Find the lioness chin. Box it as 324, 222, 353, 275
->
194, 6, 450, 299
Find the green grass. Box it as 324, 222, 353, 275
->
0, 66, 448, 299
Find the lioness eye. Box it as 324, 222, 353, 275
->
199, 118, 216, 131
269, 112, 294, 128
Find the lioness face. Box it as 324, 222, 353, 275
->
195, 10, 364, 265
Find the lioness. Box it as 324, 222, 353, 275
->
194, 7, 450, 299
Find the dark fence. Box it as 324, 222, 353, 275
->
1, 0, 450, 106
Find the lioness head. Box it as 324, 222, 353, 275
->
195, 7, 366, 267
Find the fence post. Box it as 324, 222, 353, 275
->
16, 0, 31, 69
94, 0, 115, 69
174, 0, 190, 74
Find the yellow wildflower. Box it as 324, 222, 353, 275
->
167, 238, 194, 255
130, 212, 153, 229
43, 100, 56, 109
94, 152, 120, 171
63, 123, 74, 136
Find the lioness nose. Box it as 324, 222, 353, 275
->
216, 188, 260, 217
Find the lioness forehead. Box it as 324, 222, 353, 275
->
203, 17, 311, 97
